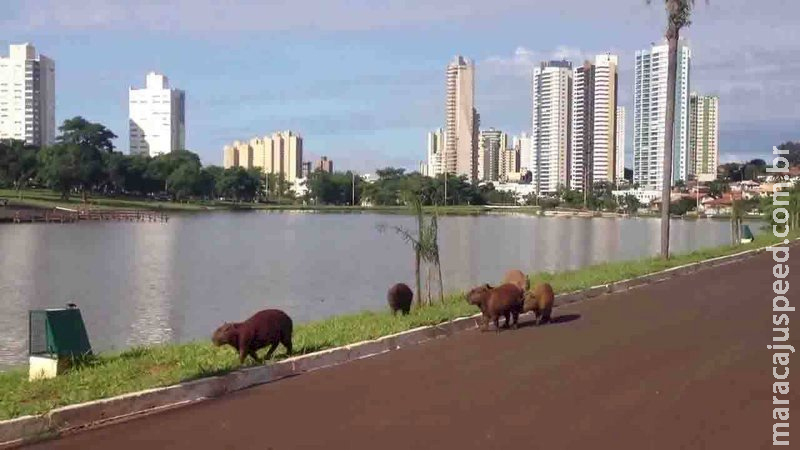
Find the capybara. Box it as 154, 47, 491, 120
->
467, 283, 524, 332
387, 283, 413, 315
212, 309, 293, 364
523, 282, 555, 325
502, 269, 530, 292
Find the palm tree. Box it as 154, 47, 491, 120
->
647, 0, 700, 259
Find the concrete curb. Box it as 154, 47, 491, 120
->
0, 243, 775, 448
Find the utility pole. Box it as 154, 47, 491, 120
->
352, 172, 355, 206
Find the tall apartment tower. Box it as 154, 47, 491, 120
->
615, 106, 626, 183
532, 60, 572, 194
478, 128, 507, 182
633, 40, 691, 190
426, 128, 445, 177
129, 72, 186, 156
445, 56, 478, 182
690, 93, 719, 182
513, 132, 533, 175
0, 43, 55, 147
570, 54, 619, 191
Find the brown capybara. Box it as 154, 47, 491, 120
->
502, 269, 530, 292
523, 282, 555, 325
467, 283, 524, 332
387, 283, 413, 315
212, 309, 293, 364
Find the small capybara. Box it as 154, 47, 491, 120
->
212, 309, 293, 364
387, 283, 413, 315
467, 283, 525, 332
502, 269, 530, 291
523, 282, 555, 325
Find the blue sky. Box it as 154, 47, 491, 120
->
1, 0, 798, 173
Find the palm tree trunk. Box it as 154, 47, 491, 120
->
415, 250, 422, 308
660, 29, 680, 260
436, 257, 444, 303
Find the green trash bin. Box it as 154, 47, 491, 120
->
28, 307, 92, 380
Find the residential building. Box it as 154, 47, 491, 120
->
690, 93, 719, 182
301, 161, 312, 179
426, 128, 445, 176
513, 132, 533, 175
478, 128, 507, 182
445, 56, 479, 181
532, 60, 572, 194
571, 54, 619, 191
316, 156, 333, 173
616, 106, 626, 183
500, 147, 519, 182
222, 131, 304, 182
633, 40, 691, 190
0, 43, 55, 147
129, 72, 186, 156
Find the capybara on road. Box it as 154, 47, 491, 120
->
502, 269, 530, 291
467, 283, 525, 332
387, 283, 413, 315
212, 309, 293, 364
524, 282, 555, 325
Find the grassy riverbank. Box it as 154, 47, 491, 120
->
0, 230, 793, 420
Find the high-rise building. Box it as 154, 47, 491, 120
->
571, 54, 619, 191
616, 106, 626, 183
513, 132, 533, 175
316, 156, 334, 173
532, 60, 572, 194
0, 43, 55, 147
633, 40, 691, 190
479, 128, 507, 182
690, 93, 719, 182
129, 72, 186, 156
500, 147, 519, 182
426, 128, 445, 177
445, 56, 478, 182
222, 131, 303, 182
301, 161, 312, 179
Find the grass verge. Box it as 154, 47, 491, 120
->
0, 230, 793, 420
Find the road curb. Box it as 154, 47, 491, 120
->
0, 243, 774, 448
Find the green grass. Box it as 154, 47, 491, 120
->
0, 230, 794, 421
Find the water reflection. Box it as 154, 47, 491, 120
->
0, 213, 757, 368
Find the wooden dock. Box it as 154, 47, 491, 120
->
8, 208, 168, 224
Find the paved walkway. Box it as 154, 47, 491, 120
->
29, 249, 799, 449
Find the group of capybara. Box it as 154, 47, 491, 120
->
466, 269, 555, 332
212, 269, 553, 364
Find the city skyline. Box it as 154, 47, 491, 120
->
1, 0, 796, 172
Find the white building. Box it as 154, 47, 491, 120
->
633, 40, 691, 190
532, 60, 572, 194
478, 128, 506, 182
513, 132, 533, 175
616, 106, 626, 183
129, 72, 186, 156
690, 93, 719, 182
0, 43, 55, 147
445, 56, 479, 181
426, 128, 445, 177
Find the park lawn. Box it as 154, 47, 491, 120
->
0, 228, 792, 421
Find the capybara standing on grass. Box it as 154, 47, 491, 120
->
523, 282, 555, 325
467, 283, 525, 332
387, 283, 413, 316
502, 269, 530, 291
212, 309, 293, 364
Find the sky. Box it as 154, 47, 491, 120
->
1, 0, 798, 173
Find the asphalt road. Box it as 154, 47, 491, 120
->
28, 248, 799, 449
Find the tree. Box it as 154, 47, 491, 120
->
216, 167, 260, 202
57, 116, 117, 153
707, 179, 728, 199
618, 194, 642, 215
647, 0, 702, 259
778, 141, 800, 166
377, 193, 444, 307
37, 144, 81, 199
0, 140, 38, 198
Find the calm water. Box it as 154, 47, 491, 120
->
0, 212, 757, 368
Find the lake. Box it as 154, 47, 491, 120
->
0, 211, 758, 368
